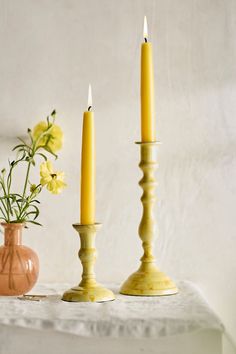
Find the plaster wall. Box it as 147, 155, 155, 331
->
0, 0, 235, 351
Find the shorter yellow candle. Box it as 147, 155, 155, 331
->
141, 16, 156, 142
80, 85, 95, 225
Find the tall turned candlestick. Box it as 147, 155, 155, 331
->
120, 142, 178, 296
62, 223, 115, 302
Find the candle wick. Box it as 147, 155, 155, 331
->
88, 106, 92, 111
144, 37, 148, 43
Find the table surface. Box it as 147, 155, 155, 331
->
0, 281, 223, 339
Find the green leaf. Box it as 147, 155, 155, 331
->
17, 137, 31, 148
37, 153, 48, 161
31, 205, 40, 218
25, 211, 37, 218
9, 193, 23, 198
43, 146, 58, 159
13, 209, 19, 219
26, 220, 42, 226
12, 144, 25, 151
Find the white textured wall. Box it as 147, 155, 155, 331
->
0, 0, 235, 351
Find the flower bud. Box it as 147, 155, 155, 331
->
30, 184, 37, 193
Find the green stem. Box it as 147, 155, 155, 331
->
18, 191, 33, 220
0, 183, 10, 221
6, 166, 14, 216
22, 162, 31, 200
18, 160, 32, 221
0, 203, 8, 222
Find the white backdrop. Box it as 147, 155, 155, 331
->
0, 0, 235, 351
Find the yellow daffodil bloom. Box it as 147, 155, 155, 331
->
32, 121, 63, 154
40, 161, 66, 195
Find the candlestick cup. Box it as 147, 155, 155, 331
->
62, 223, 115, 302
120, 142, 178, 296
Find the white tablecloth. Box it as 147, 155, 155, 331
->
0, 281, 223, 354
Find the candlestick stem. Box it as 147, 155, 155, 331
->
120, 142, 178, 296
62, 223, 115, 302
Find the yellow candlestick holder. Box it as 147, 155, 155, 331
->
62, 223, 115, 302
120, 142, 178, 296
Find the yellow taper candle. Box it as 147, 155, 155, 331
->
80, 85, 95, 225
141, 16, 156, 142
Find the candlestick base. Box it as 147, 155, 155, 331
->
62, 284, 115, 303
62, 223, 115, 303
120, 263, 178, 296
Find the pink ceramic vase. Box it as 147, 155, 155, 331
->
0, 223, 39, 296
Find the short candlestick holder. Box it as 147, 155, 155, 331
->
120, 142, 178, 296
62, 223, 115, 302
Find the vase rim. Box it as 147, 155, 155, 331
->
0, 222, 25, 227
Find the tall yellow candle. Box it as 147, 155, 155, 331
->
80, 85, 95, 225
141, 16, 156, 142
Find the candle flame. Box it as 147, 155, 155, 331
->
87, 84, 92, 110
143, 16, 148, 41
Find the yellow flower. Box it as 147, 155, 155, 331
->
40, 161, 66, 195
32, 121, 63, 154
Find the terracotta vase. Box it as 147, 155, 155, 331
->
0, 223, 39, 296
